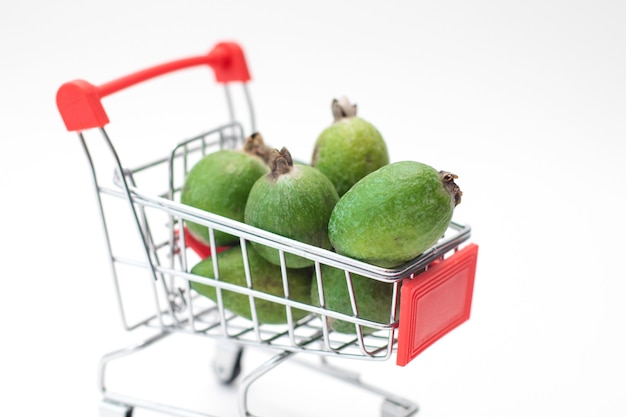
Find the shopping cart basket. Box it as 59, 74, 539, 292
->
56, 41, 479, 417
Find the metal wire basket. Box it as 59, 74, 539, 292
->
57, 41, 478, 417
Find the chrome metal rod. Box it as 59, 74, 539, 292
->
297, 357, 419, 416
103, 391, 219, 417
237, 350, 294, 417
98, 330, 172, 393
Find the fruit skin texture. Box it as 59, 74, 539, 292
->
328, 161, 461, 268
190, 245, 313, 324
311, 264, 396, 334
181, 149, 269, 246
311, 98, 390, 196
245, 148, 339, 269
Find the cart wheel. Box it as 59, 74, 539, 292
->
99, 399, 133, 417
213, 342, 244, 384
380, 399, 419, 417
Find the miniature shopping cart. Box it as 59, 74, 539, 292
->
56, 41, 479, 417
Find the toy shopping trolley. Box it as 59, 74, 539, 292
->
56, 41, 479, 417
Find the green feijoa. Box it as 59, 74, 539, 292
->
245, 147, 339, 269
311, 264, 397, 334
190, 245, 313, 324
311, 97, 389, 196
181, 141, 270, 246
328, 161, 462, 268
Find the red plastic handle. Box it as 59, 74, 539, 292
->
56, 41, 251, 132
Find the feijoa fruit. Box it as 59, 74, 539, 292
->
190, 245, 312, 324
244, 147, 339, 269
328, 161, 462, 268
181, 134, 270, 246
311, 264, 397, 334
311, 97, 390, 196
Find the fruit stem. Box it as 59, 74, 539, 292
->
243, 132, 273, 163
268, 147, 294, 177
332, 97, 357, 122
439, 171, 463, 206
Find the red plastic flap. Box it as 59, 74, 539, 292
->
182, 226, 230, 259
396, 243, 478, 366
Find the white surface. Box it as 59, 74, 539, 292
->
2, 1, 625, 416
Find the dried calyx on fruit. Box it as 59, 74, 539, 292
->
440, 170, 463, 206
243, 132, 273, 164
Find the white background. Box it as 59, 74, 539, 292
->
1, 1, 625, 416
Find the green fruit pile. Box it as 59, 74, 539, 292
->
180, 98, 463, 331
